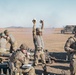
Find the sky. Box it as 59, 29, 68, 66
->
0, 0, 76, 28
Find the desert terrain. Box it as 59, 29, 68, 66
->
0, 28, 73, 75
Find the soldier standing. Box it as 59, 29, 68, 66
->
64, 31, 76, 75
3, 30, 17, 53
32, 19, 46, 72
9, 43, 36, 75
0, 33, 8, 53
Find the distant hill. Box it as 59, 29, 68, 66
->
6, 26, 24, 28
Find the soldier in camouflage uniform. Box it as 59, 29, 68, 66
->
9, 43, 36, 75
0, 33, 8, 53
64, 31, 76, 75
32, 19, 46, 71
3, 30, 17, 53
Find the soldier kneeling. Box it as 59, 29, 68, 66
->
9, 43, 36, 75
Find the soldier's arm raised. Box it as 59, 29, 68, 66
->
32, 19, 36, 36
40, 20, 44, 31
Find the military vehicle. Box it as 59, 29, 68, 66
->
61, 25, 76, 34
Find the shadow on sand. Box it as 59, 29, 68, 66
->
35, 69, 65, 75
50, 65, 70, 70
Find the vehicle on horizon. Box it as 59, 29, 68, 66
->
61, 25, 76, 34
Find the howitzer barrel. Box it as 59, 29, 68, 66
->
0, 53, 12, 57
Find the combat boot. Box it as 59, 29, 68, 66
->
43, 65, 47, 75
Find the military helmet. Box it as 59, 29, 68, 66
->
20, 43, 28, 50
36, 28, 42, 32
4, 30, 9, 34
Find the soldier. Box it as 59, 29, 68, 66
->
0, 33, 8, 53
32, 19, 46, 72
3, 30, 17, 53
9, 43, 36, 75
64, 31, 76, 75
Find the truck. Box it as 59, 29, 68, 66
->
61, 25, 76, 34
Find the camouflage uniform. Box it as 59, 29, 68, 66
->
64, 36, 76, 75
4, 30, 17, 53
32, 19, 46, 69
0, 33, 8, 53
9, 44, 36, 75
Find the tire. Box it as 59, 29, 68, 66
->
61, 30, 65, 34
72, 31, 75, 34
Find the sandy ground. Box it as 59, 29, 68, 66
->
0, 28, 73, 75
